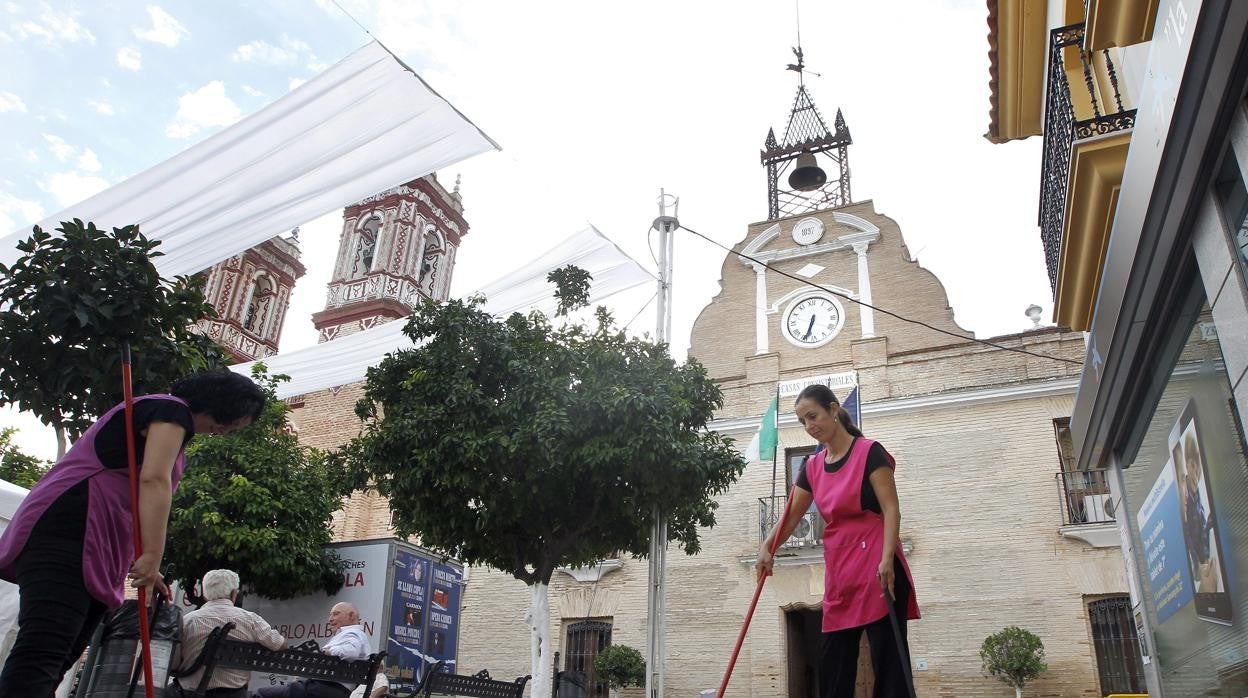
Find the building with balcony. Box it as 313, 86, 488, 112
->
986, 0, 1248, 694
453, 76, 1137, 697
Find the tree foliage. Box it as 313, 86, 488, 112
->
166, 365, 358, 602
980, 626, 1047, 694
0, 428, 50, 489
0, 220, 227, 452
342, 272, 744, 587
594, 644, 646, 689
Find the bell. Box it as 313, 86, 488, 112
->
788, 152, 827, 192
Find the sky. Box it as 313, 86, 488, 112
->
0, 0, 1050, 460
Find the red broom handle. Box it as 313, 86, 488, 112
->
717, 489, 797, 698
120, 343, 156, 698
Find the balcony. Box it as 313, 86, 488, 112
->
759, 496, 823, 552
1056, 468, 1120, 547
1039, 22, 1136, 331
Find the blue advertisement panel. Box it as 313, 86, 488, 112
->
425, 563, 462, 673
1137, 456, 1195, 624
387, 549, 430, 693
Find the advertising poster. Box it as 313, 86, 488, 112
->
242, 541, 389, 691
1136, 455, 1194, 625
425, 563, 462, 671
387, 548, 430, 694
1170, 399, 1233, 624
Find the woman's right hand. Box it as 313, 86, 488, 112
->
756, 547, 774, 583
129, 552, 171, 599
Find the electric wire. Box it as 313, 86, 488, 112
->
678, 224, 1083, 366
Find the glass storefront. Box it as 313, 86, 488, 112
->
1119, 289, 1248, 694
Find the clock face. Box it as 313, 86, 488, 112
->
782, 295, 843, 348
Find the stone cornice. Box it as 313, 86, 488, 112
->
710, 377, 1080, 435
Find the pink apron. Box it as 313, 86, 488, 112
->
0, 395, 189, 609
806, 438, 920, 632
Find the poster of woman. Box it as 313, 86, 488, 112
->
1170, 399, 1232, 624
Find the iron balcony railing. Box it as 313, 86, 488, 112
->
1057, 468, 1115, 526
759, 496, 823, 550
1038, 22, 1137, 293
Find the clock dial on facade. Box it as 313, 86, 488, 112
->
782, 294, 844, 348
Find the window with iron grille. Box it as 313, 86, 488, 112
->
1088, 596, 1147, 695
564, 619, 612, 698
784, 445, 819, 489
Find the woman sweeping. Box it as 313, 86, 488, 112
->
0, 368, 266, 697
757, 384, 919, 698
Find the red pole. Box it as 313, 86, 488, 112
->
716, 489, 796, 698
120, 343, 156, 698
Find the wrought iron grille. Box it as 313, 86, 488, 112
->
759, 496, 824, 549
1088, 596, 1147, 695
1056, 469, 1115, 525
1038, 23, 1137, 293
562, 621, 611, 698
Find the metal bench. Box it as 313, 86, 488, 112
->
402, 661, 529, 698
175, 622, 385, 697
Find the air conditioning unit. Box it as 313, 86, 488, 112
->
1083, 494, 1114, 523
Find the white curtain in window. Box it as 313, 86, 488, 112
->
0, 42, 497, 277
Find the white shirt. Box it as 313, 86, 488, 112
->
322, 624, 372, 688
349, 673, 389, 698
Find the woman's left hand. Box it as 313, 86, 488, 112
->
877, 557, 894, 600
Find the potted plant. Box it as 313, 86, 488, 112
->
594, 644, 646, 698
980, 626, 1048, 698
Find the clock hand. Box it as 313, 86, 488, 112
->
803, 314, 816, 340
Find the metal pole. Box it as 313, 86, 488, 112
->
646, 190, 678, 698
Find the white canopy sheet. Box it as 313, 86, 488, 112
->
232, 226, 655, 399
1, 41, 498, 277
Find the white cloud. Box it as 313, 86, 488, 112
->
0, 190, 44, 234
232, 39, 298, 65
87, 99, 114, 116
287, 77, 306, 91
42, 133, 74, 161
13, 3, 95, 44
133, 5, 189, 47
76, 148, 101, 172
0, 89, 25, 113
39, 170, 109, 207
165, 81, 241, 139
116, 46, 142, 70
232, 35, 310, 66
24, 149, 38, 163
307, 56, 328, 72
242, 84, 266, 98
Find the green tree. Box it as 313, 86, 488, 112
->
0, 427, 50, 489
981, 626, 1048, 698
0, 220, 227, 457
165, 365, 358, 603
341, 270, 744, 698
594, 645, 646, 691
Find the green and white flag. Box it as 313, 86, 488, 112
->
745, 394, 779, 462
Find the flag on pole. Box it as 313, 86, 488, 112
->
745, 394, 779, 462
841, 384, 861, 427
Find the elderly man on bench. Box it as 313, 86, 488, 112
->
176, 569, 287, 698
252, 602, 372, 698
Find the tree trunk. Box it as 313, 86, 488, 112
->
1014, 686, 1022, 698
54, 423, 67, 461
527, 582, 553, 698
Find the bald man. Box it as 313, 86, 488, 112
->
252, 602, 372, 698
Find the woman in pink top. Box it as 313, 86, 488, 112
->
757, 384, 919, 698
0, 368, 265, 698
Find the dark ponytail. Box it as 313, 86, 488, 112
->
795, 383, 863, 438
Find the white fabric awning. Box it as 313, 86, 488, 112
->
1, 41, 498, 277
233, 226, 655, 399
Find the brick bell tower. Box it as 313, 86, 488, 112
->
195, 230, 306, 362
311, 173, 468, 341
